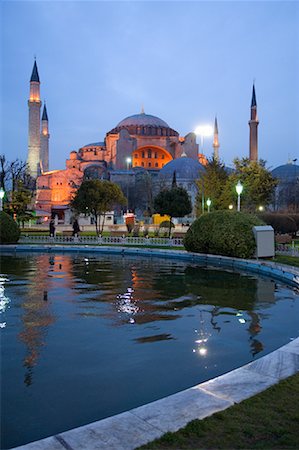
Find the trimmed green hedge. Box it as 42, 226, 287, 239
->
260, 213, 298, 235
0, 211, 21, 244
184, 211, 264, 259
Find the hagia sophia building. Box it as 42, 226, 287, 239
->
27, 60, 296, 222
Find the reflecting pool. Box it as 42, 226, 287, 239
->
1, 252, 298, 448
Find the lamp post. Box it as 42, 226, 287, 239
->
126, 157, 132, 213
206, 198, 211, 213
236, 181, 243, 212
194, 125, 213, 215
0, 187, 4, 212
293, 159, 298, 213
194, 125, 213, 152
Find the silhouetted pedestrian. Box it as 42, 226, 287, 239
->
72, 219, 80, 237
49, 219, 55, 237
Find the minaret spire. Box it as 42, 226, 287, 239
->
40, 102, 50, 172
213, 116, 220, 160
28, 59, 42, 177
249, 83, 259, 162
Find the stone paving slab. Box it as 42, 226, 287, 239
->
199, 366, 278, 403
245, 348, 299, 380
12, 436, 66, 450
58, 412, 162, 450
130, 385, 232, 433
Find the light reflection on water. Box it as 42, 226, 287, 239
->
1, 252, 298, 449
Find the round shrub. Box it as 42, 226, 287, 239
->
0, 211, 21, 244
184, 211, 264, 259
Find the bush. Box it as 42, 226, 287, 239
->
132, 225, 140, 237
260, 213, 297, 235
184, 211, 264, 259
0, 211, 21, 244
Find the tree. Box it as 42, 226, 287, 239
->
70, 179, 126, 235
203, 158, 278, 212
195, 156, 229, 214
0, 155, 35, 193
227, 158, 278, 211
154, 186, 192, 237
5, 181, 33, 227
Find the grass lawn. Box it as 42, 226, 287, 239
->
139, 373, 299, 450
272, 255, 299, 268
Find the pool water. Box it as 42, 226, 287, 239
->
1, 252, 298, 449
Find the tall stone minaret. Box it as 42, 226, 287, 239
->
249, 84, 259, 162
40, 103, 49, 172
213, 116, 220, 160
28, 60, 42, 178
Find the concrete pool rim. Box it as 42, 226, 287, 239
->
2, 244, 298, 450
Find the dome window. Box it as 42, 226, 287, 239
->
148, 150, 152, 158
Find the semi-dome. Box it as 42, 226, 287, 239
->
272, 163, 299, 182
117, 113, 169, 128
159, 156, 205, 180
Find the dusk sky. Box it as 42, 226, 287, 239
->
1, 1, 298, 171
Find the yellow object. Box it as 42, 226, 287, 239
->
152, 214, 171, 225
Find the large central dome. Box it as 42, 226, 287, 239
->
107, 111, 179, 137
117, 112, 169, 128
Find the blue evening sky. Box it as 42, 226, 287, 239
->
1, 1, 298, 171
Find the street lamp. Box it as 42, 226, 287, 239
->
126, 157, 132, 213
0, 187, 5, 212
194, 125, 213, 152
236, 181, 243, 212
206, 198, 211, 213
194, 125, 213, 215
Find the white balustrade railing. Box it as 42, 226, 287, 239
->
19, 235, 184, 247
275, 243, 299, 257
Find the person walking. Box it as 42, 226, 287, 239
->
49, 219, 55, 237
72, 218, 80, 237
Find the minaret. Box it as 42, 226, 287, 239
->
213, 116, 220, 160
28, 60, 42, 177
40, 103, 49, 172
249, 84, 259, 162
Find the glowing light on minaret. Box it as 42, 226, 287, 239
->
40, 103, 49, 173
28, 59, 42, 177
213, 116, 220, 160
249, 84, 259, 162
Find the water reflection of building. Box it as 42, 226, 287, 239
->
19, 254, 74, 386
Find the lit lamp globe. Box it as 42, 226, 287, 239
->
126, 157, 132, 167
194, 124, 213, 153
235, 181, 243, 212
194, 125, 213, 137
206, 198, 211, 213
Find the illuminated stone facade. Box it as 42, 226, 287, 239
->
35, 111, 203, 220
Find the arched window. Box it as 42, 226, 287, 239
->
148, 149, 152, 158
